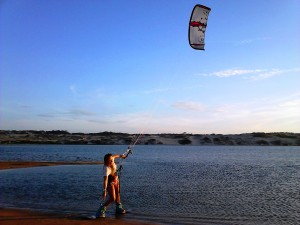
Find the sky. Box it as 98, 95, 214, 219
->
0, 0, 299, 134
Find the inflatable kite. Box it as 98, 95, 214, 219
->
189, 4, 211, 50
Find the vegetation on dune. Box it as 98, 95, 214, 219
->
0, 130, 299, 146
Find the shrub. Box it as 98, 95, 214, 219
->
252, 132, 269, 138
275, 133, 298, 139
270, 140, 282, 145
145, 139, 157, 145
202, 137, 212, 143
256, 140, 269, 145
178, 138, 192, 145
213, 138, 224, 145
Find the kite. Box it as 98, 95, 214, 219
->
188, 4, 211, 50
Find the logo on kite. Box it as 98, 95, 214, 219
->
188, 4, 211, 50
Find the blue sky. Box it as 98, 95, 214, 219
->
1, 0, 299, 134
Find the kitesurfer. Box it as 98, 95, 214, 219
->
96, 153, 127, 218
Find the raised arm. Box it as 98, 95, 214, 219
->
112, 154, 126, 159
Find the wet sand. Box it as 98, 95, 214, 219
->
0, 208, 157, 225
0, 161, 102, 170
0, 162, 158, 225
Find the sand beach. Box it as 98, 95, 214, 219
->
0, 208, 156, 225
0, 161, 102, 170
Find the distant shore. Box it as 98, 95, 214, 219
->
0, 130, 299, 146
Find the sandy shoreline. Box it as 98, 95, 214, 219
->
0, 208, 157, 225
0, 161, 102, 170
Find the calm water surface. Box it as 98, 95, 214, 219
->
1, 145, 299, 225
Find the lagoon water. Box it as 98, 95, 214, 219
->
1, 145, 300, 225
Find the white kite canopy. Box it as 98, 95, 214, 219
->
188, 4, 211, 50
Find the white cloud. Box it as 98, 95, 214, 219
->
37, 113, 57, 118
238, 37, 270, 45
69, 85, 78, 95
66, 109, 96, 116
249, 68, 300, 81
212, 69, 263, 78
197, 69, 263, 78
3, 90, 300, 134
142, 87, 172, 95
37, 108, 96, 118
197, 68, 300, 80
172, 101, 205, 111
69, 85, 106, 100
279, 100, 300, 107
